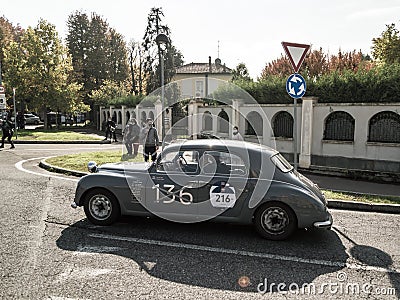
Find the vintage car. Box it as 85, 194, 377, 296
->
72, 140, 332, 240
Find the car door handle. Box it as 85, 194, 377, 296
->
186, 181, 199, 189
197, 181, 210, 188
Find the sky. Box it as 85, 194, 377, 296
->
2, 0, 400, 79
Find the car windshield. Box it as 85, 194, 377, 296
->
270, 153, 293, 173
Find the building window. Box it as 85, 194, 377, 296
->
368, 111, 400, 143
217, 110, 229, 133
195, 81, 204, 98
273, 111, 293, 138
203, 111, 212, 131
126, 111, 130, 121
324, 111, 355, 141
245, 111, 263, 136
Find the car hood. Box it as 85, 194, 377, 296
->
99, 162, 150, 172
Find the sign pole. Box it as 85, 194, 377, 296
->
293, 97, 297, 170
282, 41, 310, 170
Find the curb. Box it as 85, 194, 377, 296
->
38, 159, 400, 214
14, 140, 111, 144
327, 199, 400, 214
39, 159, 88, 177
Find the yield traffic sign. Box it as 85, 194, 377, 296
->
281, 42, 310, 73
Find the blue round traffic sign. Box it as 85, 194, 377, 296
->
286, 73, 306, 99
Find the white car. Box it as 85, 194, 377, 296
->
24, 113, 40, 125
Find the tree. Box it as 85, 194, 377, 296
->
232, 62, 252, 82
142, 7, 184, 94
89, 79, 130, 106
65, 11, 90, 86
66, 12, 129, 121
260, 55, 292, 79
3, 19, 85, 127
0, 16, 23, 83
372, 23, 400, 64
127, 40, 144, 95
261, 48, 371, 81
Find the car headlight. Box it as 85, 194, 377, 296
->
87, 161, 98, 173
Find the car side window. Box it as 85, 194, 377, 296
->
200, 151, 247, 176
156, 150, 199, 174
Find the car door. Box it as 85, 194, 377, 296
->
145, 148, 200, 221
196, 150, 251, 219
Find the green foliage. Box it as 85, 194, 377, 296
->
232, 63, 252, 82
0, 16, 23, 70
89, 79, 144, 107
108, 94, 144, 107
66, 12, 129, 103
372, 23, 400, 64
142, 7, 184, 94
244, 63, 400, 103
3, 19, 85, 116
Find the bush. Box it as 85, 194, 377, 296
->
239, 64, 400, 103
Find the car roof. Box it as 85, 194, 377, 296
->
165, 139, 278, 155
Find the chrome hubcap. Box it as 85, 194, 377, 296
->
89, 195, 112, 220
261, 207, 288, 233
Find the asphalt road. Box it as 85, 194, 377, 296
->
0, 144, 399, 299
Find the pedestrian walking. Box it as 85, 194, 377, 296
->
140, 118, 159, 162
232, 126, 243, 141
123, 118, 141, 157
1, 118, 15, 149
104, 117, 117, 142
130, 118, 141, 157
123, 120, 133, 156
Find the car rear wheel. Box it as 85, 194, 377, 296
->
254, 202, 297, 240
83, 189, 120, 225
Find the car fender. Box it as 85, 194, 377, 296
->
74, 172, 139, 213
252, 181, 329, 228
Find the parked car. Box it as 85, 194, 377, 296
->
24, 113, 40, 125
72, 140, 332, 240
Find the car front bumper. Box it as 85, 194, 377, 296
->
313, 212, 333, 229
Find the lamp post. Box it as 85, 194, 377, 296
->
155, 33, 170, 149
13, 88, 17, 139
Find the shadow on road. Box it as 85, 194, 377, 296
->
56, 217, 351, 294
335, 227, 399, 297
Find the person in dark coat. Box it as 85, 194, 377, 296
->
104, 117, 117, 142
1, 119, 15, 149
139, 118, 159, 162
123, 118, 141, 157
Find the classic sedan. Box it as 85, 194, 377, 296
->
72, 140, 332, 240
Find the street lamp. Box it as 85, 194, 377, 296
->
13, 88, 17, 139
155, 33, 170, 148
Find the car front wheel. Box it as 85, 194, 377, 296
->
83, 189, 120, 225
254, 202, 297, 240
